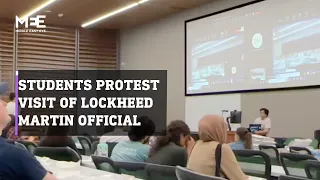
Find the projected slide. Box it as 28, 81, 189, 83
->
186, 0, 320, 95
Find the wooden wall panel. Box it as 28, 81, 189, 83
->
79, 29, 117, 69
0, 22, 14, 94
17, 26, 76, 70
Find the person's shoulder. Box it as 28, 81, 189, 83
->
254, 117, 261, 122
1, 142, 30, 159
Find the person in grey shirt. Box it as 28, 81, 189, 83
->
147, 120, 194, 167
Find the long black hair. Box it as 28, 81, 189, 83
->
149, 120, 190, 157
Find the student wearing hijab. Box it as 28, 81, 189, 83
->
187, 115, 248, 180
0, 103, 57, 180
147, 120, 193, 166
230, 127, 253, 150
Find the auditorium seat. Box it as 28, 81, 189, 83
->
175, 166, 227, 180
145, 163, 177, 180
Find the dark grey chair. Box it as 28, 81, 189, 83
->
280, 153, 317, 177
279, 175, 309, 180
113, 161, 147, 179
175, 166, 226, 180
289, 146, 313, 155
91, 155, 116, 172
305, 160, 320, 180
91, 141, 99, 154
106, 142, 117, 157
145, 163, 177, 180
78, 136, 92, 155
33, 147, 81, 162
259, 145, 280, 165
233, 150, 271, 179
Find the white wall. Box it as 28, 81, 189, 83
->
120, 0, 254, 122
185, 94, 241, 132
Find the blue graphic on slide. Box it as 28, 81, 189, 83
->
272, 18, 320, 84
190, 33, 244, 91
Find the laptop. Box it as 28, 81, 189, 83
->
249, 124, 261, 133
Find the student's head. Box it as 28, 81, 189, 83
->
235, 127, 252, 149
9, 92, 15, 101
149, 120, 190, 156
128, 116, 155, 144
260, 108, 269, 119
198, 115, 227, 144
44, 119, 70, 136
0, 103, 11, 131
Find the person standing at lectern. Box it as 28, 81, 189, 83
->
253, 108, 271, 136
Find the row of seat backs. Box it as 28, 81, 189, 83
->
233, 148, 320, 179
91, 155, 226, 180
91, 153, 320, 180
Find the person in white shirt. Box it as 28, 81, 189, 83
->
6, 92, 15, 115
99, 126, 129, 143
253, 108, 271, 136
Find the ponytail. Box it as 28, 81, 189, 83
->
149, 129, 171, 157
236, 127, 253, 150
243, 131, 253, 149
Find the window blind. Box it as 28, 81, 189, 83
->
0, 22, 14, 95
79, 29, 117, 70
17, 26, 76, 70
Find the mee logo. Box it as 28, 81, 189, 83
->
15, 15, 46, 33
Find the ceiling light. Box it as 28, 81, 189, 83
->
58, 13, 64, 17
81, 0, 150, 28
21, 0, 58, 20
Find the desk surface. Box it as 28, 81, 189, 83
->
37, 156, 140, 180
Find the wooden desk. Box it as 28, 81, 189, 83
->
227, 131, 236, 143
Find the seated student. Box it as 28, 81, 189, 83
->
0, 102, 57, 180
6, 92, 16, 115
39, 125, 79, 153
147, 120, 194, 166
187, 115, 248, 180
110, 116, 155, 162
230, 127, 253, 150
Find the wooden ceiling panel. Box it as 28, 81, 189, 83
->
94, 3, 180, 28
0, 0, 214, 29
152, 0, 214, 9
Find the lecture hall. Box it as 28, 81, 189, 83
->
0, 0, 320, 180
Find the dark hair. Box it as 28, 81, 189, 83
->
44, 119, 70, 136
9, 92, 15, 101
236, 127, 252, 149
2, 114, 16, 135
128, 116, 155, 142
260, 108, 269, 116
149, 120, 190, 157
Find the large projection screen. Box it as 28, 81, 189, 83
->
185, 0, 320, 95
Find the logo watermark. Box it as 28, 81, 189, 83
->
15, 15, 46, 33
